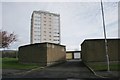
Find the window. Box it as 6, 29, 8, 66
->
34, 23, 41, 26
34, 23, 37, 25
54, 39, 59, 41
54, 36, 59, 37
44, 31, 46, 33
54, 39, 57, 41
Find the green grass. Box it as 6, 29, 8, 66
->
88, 62, 120, 71
2, 58, 40, 70
0, 58, 2, 69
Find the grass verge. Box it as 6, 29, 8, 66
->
1, 58, 40, 70
87, 62, 120, 71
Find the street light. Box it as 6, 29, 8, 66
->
100, 0, 110, 71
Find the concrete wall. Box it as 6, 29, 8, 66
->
66, 51, 81, 60
47, 43, 66, 65
81, 39, 119, 63
18, 42, 66, 66
18, 43, 47, 66
66, 53, 73, 60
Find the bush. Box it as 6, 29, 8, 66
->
2, 50, 18, 58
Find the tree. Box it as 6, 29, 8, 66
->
0, 31, 17, 49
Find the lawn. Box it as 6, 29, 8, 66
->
87, 62, 120, 71
1, 58, 40, 70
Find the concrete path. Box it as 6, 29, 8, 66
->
2, 60, 98, 79
22, 60, 97, 78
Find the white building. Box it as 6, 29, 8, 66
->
30, 10, 61, 44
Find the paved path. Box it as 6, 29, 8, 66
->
2, 60, 98, 79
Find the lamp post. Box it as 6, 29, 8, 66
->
100, 0, 110, 71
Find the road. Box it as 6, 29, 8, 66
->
2, 60, 98, 79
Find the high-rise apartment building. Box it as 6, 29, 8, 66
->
30, 10, 60, 44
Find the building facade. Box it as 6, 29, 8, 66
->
31, 10, 60, 44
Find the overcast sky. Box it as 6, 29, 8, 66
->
1, 0, 119, 50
